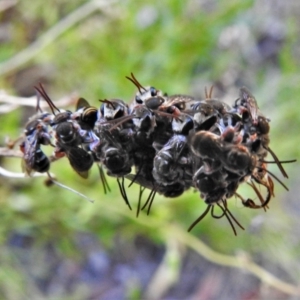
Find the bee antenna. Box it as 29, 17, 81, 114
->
97, 164, 111, 194
252, 173, 275, 198
205, 85, 214, 99
106, 115, 134, 132
188, 205, 211, 232
222, 200, 245, 231
126, 73, 146, 94
216, 203, 237, 236
264, 146, 293, 178
256, 166, 289, 191
117, 177, 132, 210
210, 204, 226, 219
34, 83, 61, 115
153, 109, 176, 119
261, 159, 297, 164
99, 99, 116, 110
205, 86, 208, 99
247, 181, 269, 211
35, 89, 43, 113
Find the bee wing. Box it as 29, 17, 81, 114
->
196, 115, 217, 131
76, 98, 90, 110
22, 133, 39, 176
239, 87, 258, 122
66, 147, 93, 179
21, 157, 33, 176
125, 173, 155, 190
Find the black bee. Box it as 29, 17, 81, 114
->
163, 94, 196, 111
35, 84, 94, 178
71, 97, 99, 150
153, 135, 193, 192
153, 113, 195, 189
126, 73, 166, 109
233, 87, 295, 181
125, 172, 185, 212
20, 113, 54, 175
98, 99, 131, 121
94, 99, 133, 176
73, 98, 98, 129
20, 142, 50, 175
97, 127, 132, 209
34, 83, 73, 126
54, 121, 94, 179
70, 97, 111, 193
234, 87, 259, 124
94, 98, 135, 209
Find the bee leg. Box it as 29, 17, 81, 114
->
98, 164, 110, 194
221, 200, 244, 231
257, 166, 289, 191
210, 205, 226, 219
141, 188, 157, 215
188, 205, 211, 232
247, 181, 268, 211
265, 146, 290, 178
117, 177, 132, 210
136, 186, 146, 218
146, 189, 157, 215
216, 202, 237, 236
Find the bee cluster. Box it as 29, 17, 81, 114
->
18, 74, 294, 235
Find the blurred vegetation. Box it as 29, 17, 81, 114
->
0, 0, 300, 299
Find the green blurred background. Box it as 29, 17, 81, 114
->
0, 0, 299, 299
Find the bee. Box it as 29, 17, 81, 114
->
71, 97, 100, 150
140, 113, 196, 214
34, 83, 73, 126
20, 112, 54, 175
94, 99, 133, 175
20, 142, 50, 175
234, 87, 295, 180
98, 99, 131, 121
163, 94, 196, 111
53, 121, 94, 179
153, 113, 195, 187
153, 135, 194, 192
35, 84, 94, 179
97, 127, 133, 209
234, 87, 259, 124
73, 98, 98, 129
94, 98, 134, 210
125, 172, 185, 215
161, 88, 232, 135
126, 73, 166, 109
190, 131, 223, 164
70, 97, 111, 193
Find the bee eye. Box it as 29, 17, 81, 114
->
150, 87, 157, 97
135, 96, 143, 104
100, 104, 105, 116
180, 103, 185, 110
